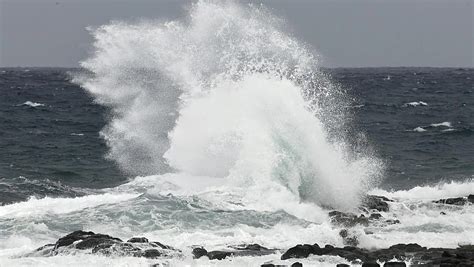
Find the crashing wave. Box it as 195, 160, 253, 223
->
75, 1, 384, 211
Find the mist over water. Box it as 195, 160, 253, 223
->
76, 1, 383, 210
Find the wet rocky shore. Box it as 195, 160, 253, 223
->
27, 195, 474, 266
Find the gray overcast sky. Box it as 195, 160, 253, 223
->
0, 0, 472, 67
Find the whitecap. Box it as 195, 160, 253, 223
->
412, 127, 427, 132
431, 122, 452, 128
0, 193, 139, 218
21, 101, 45, 107
370, 179, 474, 200
403, 101, 428, 107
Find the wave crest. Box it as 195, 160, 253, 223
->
75, 1, 383, 210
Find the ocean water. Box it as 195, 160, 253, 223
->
0, 1, 473, 266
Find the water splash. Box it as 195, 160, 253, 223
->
75, 1, 383, 210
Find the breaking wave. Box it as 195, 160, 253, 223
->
75, 0, 383, 211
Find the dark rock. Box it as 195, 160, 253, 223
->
207, 250, 234, 260
442, 251, 453, 257
339, 229, 359, 247
329, 211, 369, 227
383, 262, 406, 267
385, 219, 400, 225
362, 195, 391, 212
343, 246, 357, 251
75, 237, 119, 250
35, 243, 55, 252
33, 230, 179, 259
91, 242, 114, 253
389, 243, 425, 252
127, 237, 149, 243
278, 242, 473, 265
344, 237, 359, 247
33, 230, 474, 265
143, 249, 161, 259
245, 244, 268, 250
233, 244, 278, 257
440, 211, 447, 215
468, 194, 474, 203
232, 243, 269, 251
362, 263, 380, 267
327, 247, 369, 262
92, 242, 141, 257
261, 264, 275, 267
55, 230, 96, 249
199, 243, 277, 260
54, 231, 122, 251
291, 262, 303, 267
434, 197, 468, 205
32, 243, 55, 256
337, 264, 350, 267
455, 253, 468, 259
281, 244, 319, 260
339, 229, 348, 238
192, 247, 208, 259
369, 213, 383, 220
150, 241, 174, 250
321, 244, 335, 254
420, 254, 431, 261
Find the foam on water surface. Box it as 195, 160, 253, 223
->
0, 176, 473, 265
0, 193, 139, 218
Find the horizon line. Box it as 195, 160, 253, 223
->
1, 66, 473, 69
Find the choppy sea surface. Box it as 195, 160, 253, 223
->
1, 67, 472, 203
0, 1, 473, 266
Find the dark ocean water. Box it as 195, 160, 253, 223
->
0, 67, 472, 205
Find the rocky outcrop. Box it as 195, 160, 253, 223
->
28, 190, 474, 267
328, 210, 399, 228
329, 211, 370, 227
280, 244, 320, 260
29, 230, 474, 266
280, 243, 474, 266
193, 243, 278, 260
55, 230, 122, 250
361, 195, 392, 212
30, 230, 181, 259
433, 195, 474, 206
